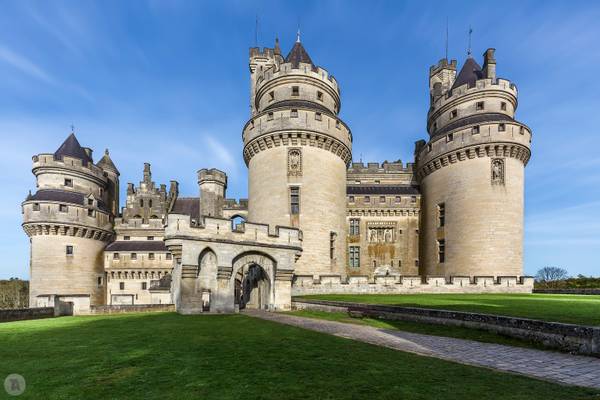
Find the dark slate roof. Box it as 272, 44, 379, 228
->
171, 197, 200, 219
96, 149, 119, 174
285, 41, 315, 69
451, 57, 483, 91
263, 99, 332, 115
347, 185, 420, 195
54, 133, 93, 165
433, 113, 515, 139
26, 189, 109, 212
105, 241, 168, 251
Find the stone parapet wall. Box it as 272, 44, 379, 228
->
0, 307, 55, 323
292, 299, 600, 357
292, 274, 534, 295
534, 289, 600, 295
89, 304, 174, 314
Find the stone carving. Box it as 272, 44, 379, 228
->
368, 227, 394, 243
287, 148, 302, 176
491, 158, 505, 185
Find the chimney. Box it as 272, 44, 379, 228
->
482, 48, 496, 80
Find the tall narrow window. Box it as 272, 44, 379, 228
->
438, 203, 445, 227
66, 245, 73, 256
317, 91, 323, 101
166, 253, 172, 260
140, 199, 144, 207
501, 102, 507, 111
349, 246, 360, 268
290, 187, 300, 215
292, 86, 299, 96
149, 199, 153, 208
119, 282, 125, 290
142, 282, 147, 290
438, 239, 446, 263
330, 232, 336, 259
97, 277, 103, 288
349, 219, 360, 236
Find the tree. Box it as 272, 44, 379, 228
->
535, 267, 569, 288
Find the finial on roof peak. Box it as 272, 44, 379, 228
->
104, 148, 109, 156
467, 26, 473, 57
296, 28, 301, 43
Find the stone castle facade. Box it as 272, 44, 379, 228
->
22, 38, 533, 314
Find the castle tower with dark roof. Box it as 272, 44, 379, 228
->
416, 49, 532, 278
244, 37, 352, 277
22, 132, 118, 308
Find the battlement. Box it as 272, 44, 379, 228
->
249, 46, 275, 59
113, 216, 164, 230
198, 168, 227, 186
255, 62, 339, 96
292, 274, 534, 295
432, 77, 518, 111
223, 198, 248, 210
429, 58, 457, 75
32, 153, 108, 183
348, 161, 415, 174
165, 213, 302, 249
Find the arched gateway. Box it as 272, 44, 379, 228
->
165, 212, 301, 314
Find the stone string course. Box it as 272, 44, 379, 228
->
292, 275, 534, 295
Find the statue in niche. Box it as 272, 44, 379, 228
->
369, 228, 377, 243
384, 228, 392, 243
287, 148, 302, 176
491, 158, 505, 185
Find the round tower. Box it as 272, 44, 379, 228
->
243, 37, 352, 277
22, 133, 115, 307
417, 49, 532, 278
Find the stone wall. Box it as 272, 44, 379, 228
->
89, 304, 174, 314
292, 275, 534, 295
0, 307, 54, 323
534, 289, 600, 295
293, 299, 600, 357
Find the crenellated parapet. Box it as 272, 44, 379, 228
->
292, 274, 534, 295
32, 153, 108, 192
165, 213, 302, 251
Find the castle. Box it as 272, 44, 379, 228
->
21, 37, 533, 314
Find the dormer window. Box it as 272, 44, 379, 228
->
88, 198, 94, 206
476, 101, 484, 111
291, 109, 298, 118
292, 86, 299, 96
317, 91, 323, 101
450, 109, 458, 119
64, 178, 73, 187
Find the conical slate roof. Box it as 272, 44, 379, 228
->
451, 57, 483, 90
54, 133, 93, 165
97, 149, 119, 175
285, 41, 315, 69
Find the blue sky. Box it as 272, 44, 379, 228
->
1, 0, 599, 279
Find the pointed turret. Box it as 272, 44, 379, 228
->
96, 149, 120, 175
451, 57, 483, 90
54, 133, 93, 165
285, 39, 315, 69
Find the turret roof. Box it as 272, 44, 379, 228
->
451, 57, 483, 90
54, 133, 93, 165
285, 41, 315, 69
96, 149, 120, 175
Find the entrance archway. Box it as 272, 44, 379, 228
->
234, 263, 270, 310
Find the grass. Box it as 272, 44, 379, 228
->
298, 293, 600, 326
286, 309, 550, 350
0, 313, 598, 400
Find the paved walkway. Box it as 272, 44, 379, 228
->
245, 310, 600, 390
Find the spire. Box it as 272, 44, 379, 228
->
54, 132, 93, 165
451, 57, 483, 90
285, 40, 315, 69
96, 148, 120, 175
274, 37, 281, 55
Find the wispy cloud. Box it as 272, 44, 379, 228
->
0, 45, 55, 84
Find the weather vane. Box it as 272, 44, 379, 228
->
467, 25, 473, 57
70, 124, 75, 133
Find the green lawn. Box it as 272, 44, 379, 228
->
298, 293, 600, 325
286, 310, 549, 350
0, 313, 598, 399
